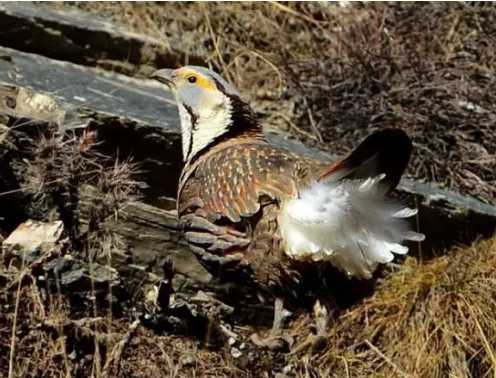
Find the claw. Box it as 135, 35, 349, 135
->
250, 332, 294, 352
250, 298, 294, 352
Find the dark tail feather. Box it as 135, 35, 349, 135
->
318, 128, 412, 193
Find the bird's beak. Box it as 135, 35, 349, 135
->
150, 68, 175, 88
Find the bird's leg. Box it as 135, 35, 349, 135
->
270, 297, 285, 335
291, 299, 333, 355
309, 298, 333, 351
291, 298, 333, 354
313, 299, 330, 335
251, 297, 293, 351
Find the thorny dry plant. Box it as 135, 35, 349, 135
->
1, 128, 149, 378
24, 130, 144, 252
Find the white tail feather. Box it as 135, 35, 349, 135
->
279, 175, 424, 279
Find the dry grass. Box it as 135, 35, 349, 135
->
2, 226, 496, 377
0, 283, 243, 378
288, 237, 496, 377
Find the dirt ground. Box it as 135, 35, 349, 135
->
3, 232, 496, 377
2, 2, 496, 378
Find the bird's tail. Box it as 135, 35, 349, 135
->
279, 129, 424, 278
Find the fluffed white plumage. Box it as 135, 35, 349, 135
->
279, 174, 424, 279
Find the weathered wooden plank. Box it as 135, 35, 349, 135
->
0, 2, 205, 74
0, 46, 180, 130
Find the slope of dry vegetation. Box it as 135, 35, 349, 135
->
293, 237, 496, 377
59, 1, 496, 204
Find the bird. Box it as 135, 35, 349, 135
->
151, 66, 424, 350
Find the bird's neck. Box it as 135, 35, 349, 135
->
181, 97, 264, 164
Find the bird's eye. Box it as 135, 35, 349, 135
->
187, 76, 197, 84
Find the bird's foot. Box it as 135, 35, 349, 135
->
250, 297, 295, 352
290, 299, 331, 355
313, 299, 330, 335
312, 299, 330, 351
250, 332, 294, 352
290, 332, 328, 355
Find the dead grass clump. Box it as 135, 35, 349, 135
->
24, 130, 102, 248
289, 237, 496, 377
286, 2, 496, 204
0, 277, 243, 378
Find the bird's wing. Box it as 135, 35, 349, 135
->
178, 143, 299, 258
190, 143, 299, 222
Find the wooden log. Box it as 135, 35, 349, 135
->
77, 184, 215, 293
1, 46, 495, 287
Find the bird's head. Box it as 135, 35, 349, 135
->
151, 66, 260, 162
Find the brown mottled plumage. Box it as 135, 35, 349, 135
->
178, 137, 320, 299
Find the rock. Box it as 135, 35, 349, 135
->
60, 263, 119, 287
39, 255, 121, 295
230, 347, 242, 359
2, 220, 63, 262
43, 256, 74, 275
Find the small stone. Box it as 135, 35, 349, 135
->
230, 347, 242, 359
239, 342, 246, 350
228, 337, 236, 346
3, 220, 63, 256
179, 354, 196, 367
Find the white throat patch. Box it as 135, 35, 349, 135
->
179, 95, 233, 161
